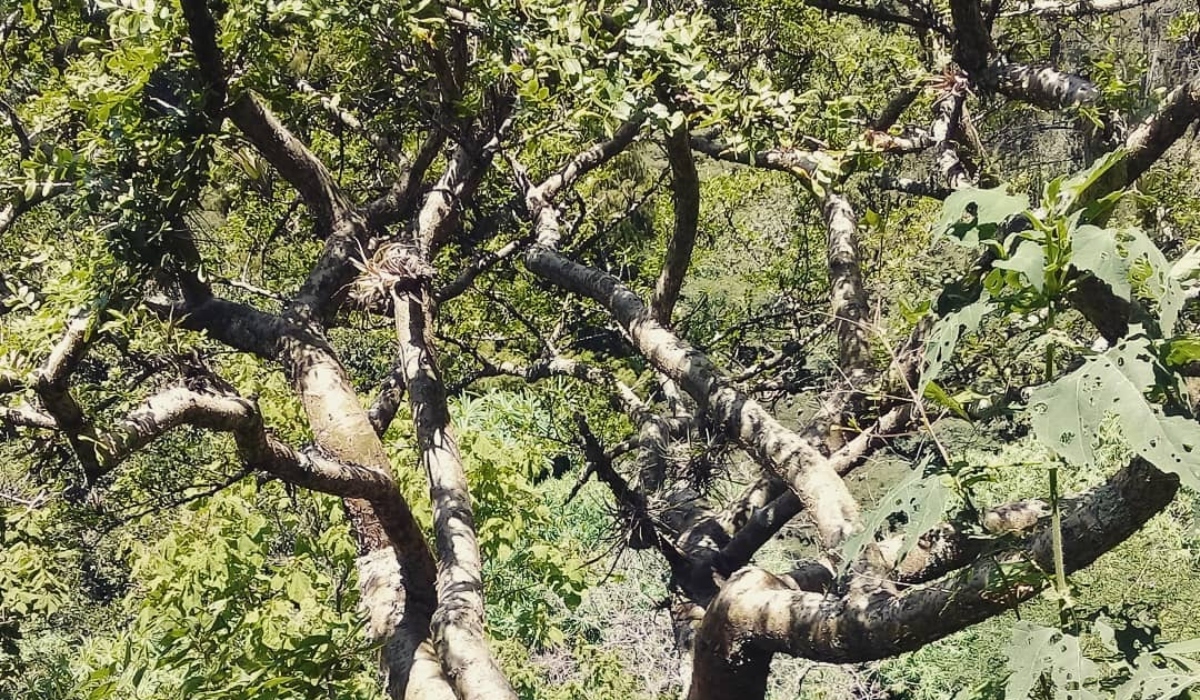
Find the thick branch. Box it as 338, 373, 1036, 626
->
391, 283, 516, 700
181, 0, 353, 229
801, 0, 943, 31
651, 125, 701, 326
690, 137, 819, 175
1002, 0, 1164, 16
689, 459, 1177, 700
520, 186, 860, 547
822, 193, 870, 368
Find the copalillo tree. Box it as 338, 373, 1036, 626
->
4, 0, 1200, 698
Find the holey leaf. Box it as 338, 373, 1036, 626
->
1028, 337, 1200, 490
839, 461, 951, 573
934, 187, 1030, 247
1116, 639, 1200, 700
1006, 622, 1100, 700
1071, 225, 1131, 301
919, 294, 992, 394
1070, 225, 1187, 335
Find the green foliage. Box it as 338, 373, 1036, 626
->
840, 459, 951, 570
76, 485, 381, 700
1029, 337, 1200, 491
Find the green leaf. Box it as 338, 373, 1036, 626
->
1005, 622, 1099, 699
1164, 337, 1200, 370
1054, 149, 1126, 214
994, 239, 1047, 293
1028, 337, 1200, 489
1070, 224, 1186, 333
920, 295, 992, 394
934, 187, 1029, 246
1071, 225, 1131, 300
285, 571, 313, 605
924, 381, 971, 420
1116, 654, 1200, 700
840, 461, 950, 572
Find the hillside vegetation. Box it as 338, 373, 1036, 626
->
3, 0, 1200, 698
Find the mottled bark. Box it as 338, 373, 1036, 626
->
688, 459, 1178, 700
393, 284, 516, 700
1003, 0, 1164, 16
822, 193, 870, 368
521, 198, 860, 547
948, 0, 1099, 110
651, 125, 701, 326
931, 92, 976, 191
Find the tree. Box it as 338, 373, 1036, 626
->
2, 0, 1200, 698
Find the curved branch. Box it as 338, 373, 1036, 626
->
651, 124, 701, 326
689, 459, 1178, 700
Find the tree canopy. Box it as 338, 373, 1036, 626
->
4, 0, 1200, 698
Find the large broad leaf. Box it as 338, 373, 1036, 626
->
920, 295, 992, 394
1116, 651, 1200, 700
1071, 225, 1131, 301
1028, 337, 1200, 490
1051, 149, 1126, 214
934, 187, 1030, 247
839, 462, 951, 572
1005, 622, 1100, 700
1070, 225, 1187, 335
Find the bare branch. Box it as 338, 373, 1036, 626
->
822, 193, 870, 368
0, 182, 71, 237
690, 136, 820, 175
297, 79, 403, 162
947, 0, 1098, 109
0, 98, 31, 158
801, 0, 945, 32
650, 124, 701, 326
181, 0, 354, 230
434, 234, 530, 304
1002, 0, 1164, 16
0, 404, 57, 430
390, 280, 517, 700
539, 116, 647, 201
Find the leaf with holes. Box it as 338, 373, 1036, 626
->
1005, 622, 1100, 700
935, 187, 1030, 247
839, 460, 951, 572
1028, 337, 1200, 489
1115, 651, 1200, 700
1069, 224, 1185, 333
1071, 224, 1130, 301
920, 294, 992, 394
